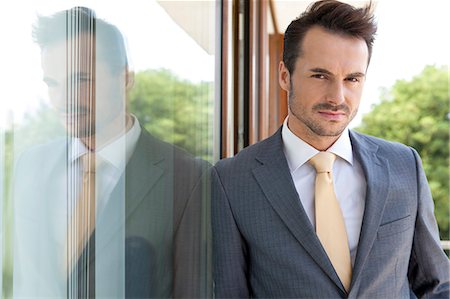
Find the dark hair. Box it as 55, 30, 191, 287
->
33, 6, 128, 73
283, 0, 377, 74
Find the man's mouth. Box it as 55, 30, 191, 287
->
58, 111, 93, 125
317, 110, 346, 121
55, 106, 91, 115
313, 103, 349, 121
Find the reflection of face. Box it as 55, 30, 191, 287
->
41, 34, 126, 138
280, 26, 368, 144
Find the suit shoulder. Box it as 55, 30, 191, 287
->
350, 130, 417, 159
215, 133, 279, 172
352, 130, 412, 149
140, 129, 210, 174
15, 138, 65, 166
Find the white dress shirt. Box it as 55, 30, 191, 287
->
281, 118, 367, 266
48, 115, 142, 243
70, 115, 141, 215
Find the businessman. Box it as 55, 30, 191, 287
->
212, 1, 450, 298
13, 7, 210, 298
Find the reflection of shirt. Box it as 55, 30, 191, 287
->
13, 115, 141, 298
69, 115, 141, 215
281, 117, 366, 266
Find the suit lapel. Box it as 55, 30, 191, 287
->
96, 130, 165, 251
252, 129, 345, 292
349, 131, 390, 289
124, 130, 165, 219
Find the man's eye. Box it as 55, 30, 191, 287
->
78, 77, 92, 82
311, 74, 326, 79
346, 77, 360, 83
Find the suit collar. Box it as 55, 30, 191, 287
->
95, 115, 142, 171
253, 128, 347, 294
282, 119, 354, 173
69, 115, 142, 171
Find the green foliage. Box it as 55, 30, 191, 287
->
357, 65, 449, 240
2, 129, 14, 299
129, 69, 214, 162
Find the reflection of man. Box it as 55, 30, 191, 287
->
14, 7, 210, 298
212, 1, 449, 298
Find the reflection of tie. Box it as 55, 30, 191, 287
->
309, 152, 352, 291
67, 152, 96, 297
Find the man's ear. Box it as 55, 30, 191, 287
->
125, 67, 135, 91
279, 61, 291, 92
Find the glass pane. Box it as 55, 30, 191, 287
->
2, 1, 216, 297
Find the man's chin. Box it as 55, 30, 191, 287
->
309, 121, 348, 137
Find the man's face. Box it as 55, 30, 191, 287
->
279, 26, 369, 144
41, 35, 126, 138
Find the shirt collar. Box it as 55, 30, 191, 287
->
281, 117, 354, 173
71, 115, 142, 171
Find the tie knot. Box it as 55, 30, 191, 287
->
309, 152, 336, 173
80, 152, 96, 173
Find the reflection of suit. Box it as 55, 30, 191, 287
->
212, 128, 449, 298
14, 129, 211, 298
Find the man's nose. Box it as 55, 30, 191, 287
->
52, 87, 85, 114
326, 82, 346, 105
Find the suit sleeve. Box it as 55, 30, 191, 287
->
408, 148, 450, 298
212, 165, 250, 298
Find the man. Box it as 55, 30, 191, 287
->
212, 1, 450, 298
13, 7, 210, 298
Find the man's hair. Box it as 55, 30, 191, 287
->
33, 6, 128, 73
283, 0, 377, 74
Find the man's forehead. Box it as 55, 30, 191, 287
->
39, 31, 127, 76
41, 38, 97, 67
297, 26, 369, 69
41, 31, 96, 52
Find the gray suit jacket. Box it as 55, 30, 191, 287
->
14, 129, 211, 298
212, 128, 449, 298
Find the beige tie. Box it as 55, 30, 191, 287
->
309, 152, 352, 291
66, 152, 96, 272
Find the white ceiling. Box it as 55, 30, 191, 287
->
157, 1, 216, 55
157, 1, 372, 54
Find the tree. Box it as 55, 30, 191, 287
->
128, 69, 214, 162
357, 65, 449, 240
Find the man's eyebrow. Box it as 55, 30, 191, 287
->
309, 68, 333, 75
347, 72, 366, 78
309, 68, 366, 78
72, 71, 91, 77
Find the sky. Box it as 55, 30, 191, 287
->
0, 0, 448, 128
